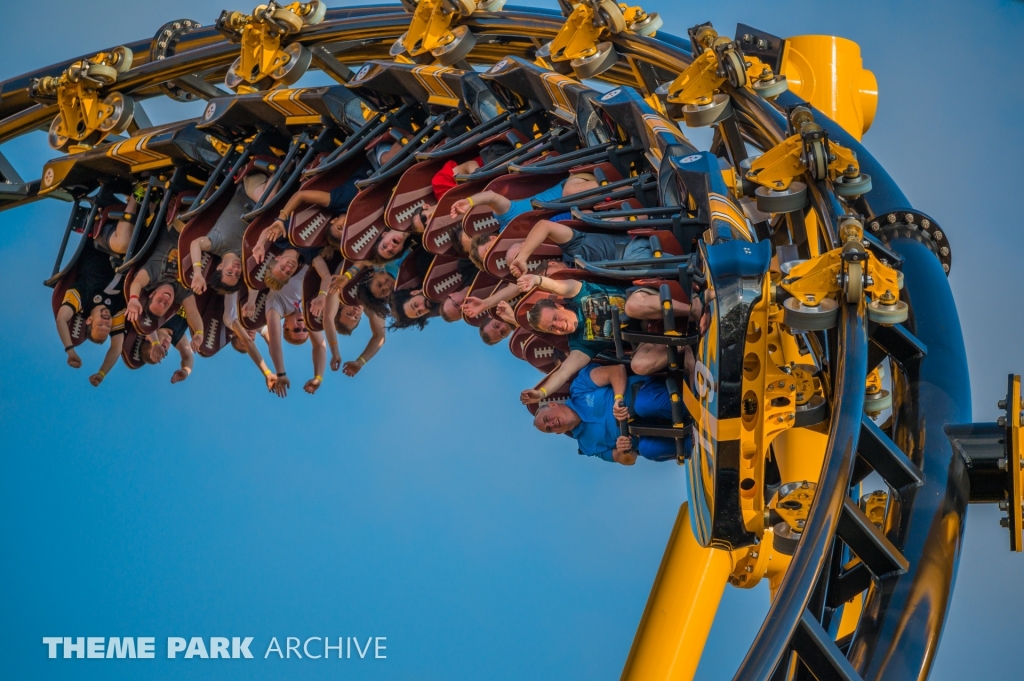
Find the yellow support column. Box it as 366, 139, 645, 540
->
620, 502, 732, 681
781, 35, 878, 140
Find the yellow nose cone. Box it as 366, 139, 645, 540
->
781, 35, 878, 140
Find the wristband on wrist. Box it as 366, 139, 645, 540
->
467, 196, 475, 208
64, 345, 74, 353
539, 387, 548, 397
614, 394, 624, 401
130, 294, 139, 300
263, 369, 272, 377
277, 372, 287, 377
319, 290, 327, 296
314, 375, 322, 381
97, 370, 106, 379
356, 356, 367, 366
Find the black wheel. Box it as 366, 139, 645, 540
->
754, 182, 807, 213
783, 296, 839, 331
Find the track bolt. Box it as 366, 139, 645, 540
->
998, 399, 1007, 410
777, 381, 785, 388
998, 457, 1008, 471
1001, 517, 1010, 528
745, 565, 753, 572
998, 416, 1007, 428
751, 552, 759, 558
1000, 500, 1009, 511
797, 519, 806, 528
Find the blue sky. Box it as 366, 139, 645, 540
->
1, 1, 1022, 679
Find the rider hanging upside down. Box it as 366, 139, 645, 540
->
533, 364, 691, 465
242, 263, 327, 398
55, 241, 127, 386
125, 225, 205, 352
517, 272, 697, 405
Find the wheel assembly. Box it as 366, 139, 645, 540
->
432, 25, 477, 66
783, 296, 839, 330
754, 181, 807, 213
96, 92, 135, 135
270, 42, 312, 85
571, 41, 618, 79
682, 93, 731, 127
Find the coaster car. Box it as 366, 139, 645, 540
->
42, 120, 219, 280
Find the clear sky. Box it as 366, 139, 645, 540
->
1, 1, 1022, 680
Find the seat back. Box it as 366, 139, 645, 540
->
195, 292, 227, 358
237, 287, 269, 331
421, 254, 464, 303
242, 212, 282, 291
178, 188, 235, 289
120, 327, 146, 370
484, 211, 569, 280
341, 179, 395, 261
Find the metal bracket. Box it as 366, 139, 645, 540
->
216, 1, 326, 92
30, 47, 135, 151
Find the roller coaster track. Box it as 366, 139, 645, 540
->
0, 4, 977, 680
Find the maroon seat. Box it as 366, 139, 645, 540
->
509, 327, 533, 361
423, 176, 490, 255
485, 171, 564, 202
523, 333, 569, 373
461, 205, 501, 239
385, 158, 445, 233
525, 374, 575, 417
625, 228, 685, 257
178, 188, 235, 289
237, 287, 269, 331
194, 292, 227, 358
287, 155, 359, 249
120, 327, 146, 370
166, 191, 199, 230
301, 252, 343, 331
125, 267, 176, 335
337, 262, 372, 307
568, 160, 623, 184
341, 179, 395, 261
421, 254, 465, 303
50, 265, 89, 348
395, 248, 428, 292
242, 212, 281, 291
483, 210, 573, 280
462, 271, 505, 327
